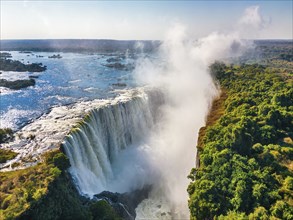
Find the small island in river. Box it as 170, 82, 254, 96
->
0, 53, 47, 72
0, 52, 46, 89
48, 54, 62, 59
0, 78, 36, 90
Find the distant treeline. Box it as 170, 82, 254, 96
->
254, 40, 293, 61
0, 39, 161, 53
238, 40, 293, 63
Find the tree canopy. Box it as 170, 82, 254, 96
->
188, 62, 293, 219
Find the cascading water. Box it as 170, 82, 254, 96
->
63, 89, 164, 197
62, 20, 250, 218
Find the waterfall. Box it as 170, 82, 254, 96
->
63, 89, 163, 197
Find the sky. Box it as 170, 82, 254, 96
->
1, 0, 292, 40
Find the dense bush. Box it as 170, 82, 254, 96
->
0, 149, 17, 164
0, 150, 120, 220
89, 200, 121, 220
188, 63, 293, 219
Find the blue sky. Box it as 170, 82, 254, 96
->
1, 1, 292, 40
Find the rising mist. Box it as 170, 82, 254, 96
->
134, 6, 263, 217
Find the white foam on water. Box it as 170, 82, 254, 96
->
0, 108, 37, 130
0, 88, 157, 172
0, 71, 31, 81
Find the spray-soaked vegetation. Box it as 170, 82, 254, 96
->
188, 62, 293, 219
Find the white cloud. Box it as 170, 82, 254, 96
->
239, 5, 264, 29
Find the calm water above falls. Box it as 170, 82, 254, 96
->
0, 51, 136, 129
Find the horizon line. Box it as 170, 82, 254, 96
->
1, 38, 292, 41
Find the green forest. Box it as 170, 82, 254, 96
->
188, 62, 293, 219
0, 150, 120, 220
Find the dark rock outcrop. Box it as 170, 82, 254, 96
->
0, 59, 46, 72
103, 63, 134, 71
112, 83, 127, 87
106, 57, 122, 63
48, 54, 62, 59
0, 79, 36, 90
94, 185, 151, 220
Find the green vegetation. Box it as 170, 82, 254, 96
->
240, 40, 293, 74
89, 200, 121, 220
188, 62, 293, 219
0, 151, 62, 219
0, 128, 17, 164
0, 150, 120, 220
255, 40, 293, 62
0, 79, 36, 90
0, 149, 17, 164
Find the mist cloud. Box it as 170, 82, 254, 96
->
239, 5, 264, 29
134, 5, 266, 217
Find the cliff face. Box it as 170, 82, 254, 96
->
196, 90, 228, 168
